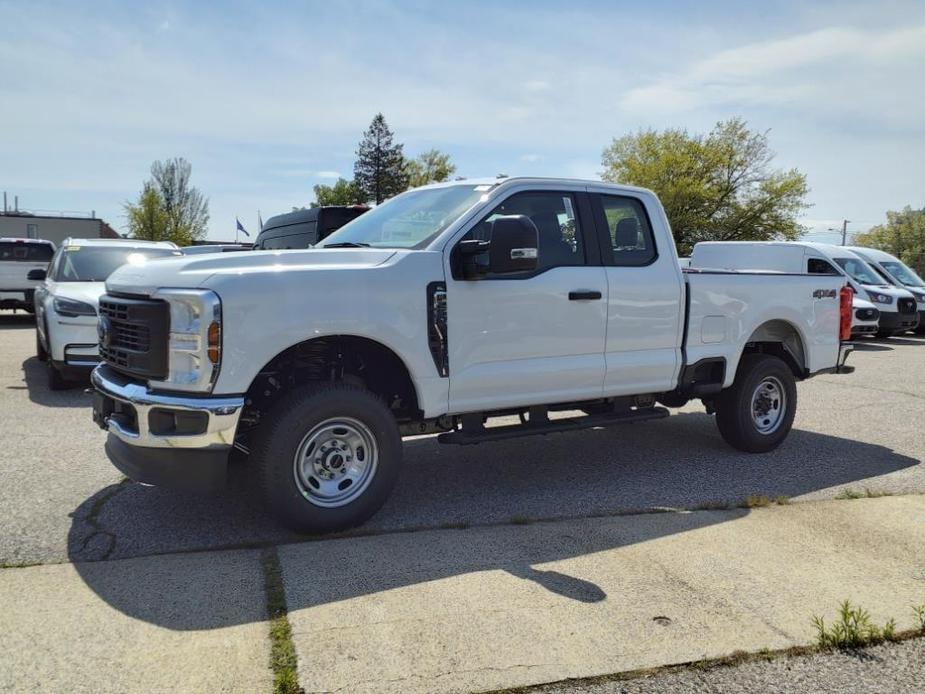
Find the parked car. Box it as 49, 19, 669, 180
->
691, 241, 918, 337
845, 246, 925, 334
0, 238, 55, 312
33, 238, 182, 389
252, 206, 369, 250
180, 244, 250, 255
90, 178, 854, 533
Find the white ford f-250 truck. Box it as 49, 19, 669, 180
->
91, 178, 855, 532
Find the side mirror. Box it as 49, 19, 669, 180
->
488, 215, 539, 275
27, 269, 47, 281
457, 215, 539, 280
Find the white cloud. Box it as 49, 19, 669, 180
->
621, 24, 925, 125
315, 170, 341, 179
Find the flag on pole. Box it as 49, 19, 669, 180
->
235, 217, 250, 237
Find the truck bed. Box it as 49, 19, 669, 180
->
683, 268, 845, 388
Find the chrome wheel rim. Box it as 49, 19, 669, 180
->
293, 417, 378, 508
750, 376, 786, 435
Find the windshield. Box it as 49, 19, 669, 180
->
320, 185, 491, 249
880, 260, 925, 287
833, 257, 884, 285
54, 246, 180, 282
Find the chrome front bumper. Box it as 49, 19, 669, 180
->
91, 364, 244, 449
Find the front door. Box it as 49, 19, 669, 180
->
445, 190, 608, 413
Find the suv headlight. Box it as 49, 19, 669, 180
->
53, 296, 96, 317
913, 291, 925, 302
151, 288, 222, 392
865, 290, 893, 305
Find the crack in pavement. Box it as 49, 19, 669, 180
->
69, 479, 131, 562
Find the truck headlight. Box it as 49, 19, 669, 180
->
151, 288, 222, 392
865, 290, 893, 305
53, 297, 97, 317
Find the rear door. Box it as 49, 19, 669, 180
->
445, 189, 608, 413
590, 192, 684, 395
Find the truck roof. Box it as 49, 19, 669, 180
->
418, 176, 658, 198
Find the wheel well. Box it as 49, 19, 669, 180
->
241, 336, 420, 431
743, 320, 807, 378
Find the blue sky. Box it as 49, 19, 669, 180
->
1, 0, 923, 241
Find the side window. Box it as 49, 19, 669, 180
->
463, 191, 585, 271
807, 258, 839, 275
599, 195, 656, 266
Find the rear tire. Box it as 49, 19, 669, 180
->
714, 354, 797, 453
47, 361, 67, 391
251, 382, 403, 533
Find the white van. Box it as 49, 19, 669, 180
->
846, 246, 925, 334
690, 241, 919, 337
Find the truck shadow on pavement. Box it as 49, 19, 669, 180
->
19, 356, 92, 408
67, 413, 919, 630
0, 312, 36, 329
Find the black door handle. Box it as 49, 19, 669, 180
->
568, 290, 602, 301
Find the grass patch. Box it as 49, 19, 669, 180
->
744, 495, 772, 508
261, 547, 303, 694
812, 600, 899, 649
774, 495, 791, 505
913, 604, 925, 632
510, 514, 533, 525
835, 488, 893, 500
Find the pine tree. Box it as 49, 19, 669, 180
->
353, 114, 408, 204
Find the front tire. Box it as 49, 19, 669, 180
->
251, 383, 403, 533
714, 354, 797, 453
36, 331, 48, 362
47, 361, 67, 391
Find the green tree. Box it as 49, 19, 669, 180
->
125, 157, 209, 245
311, 178, 364, 207
405, 149, 457, 188
124, 185, 169, 241
353, 113, 408, 204
601, 118, 809, 255
853, 206, 925, 276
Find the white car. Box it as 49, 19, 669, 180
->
0, 238, 55, 312
90, 177, 854, 533
846, 246, 925, 334
691, 241, 918, 337
33, 238, 181, 389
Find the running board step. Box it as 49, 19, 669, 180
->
437, 406, 670, 445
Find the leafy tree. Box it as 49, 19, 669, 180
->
124, 185, 169, 241
311, 178, 364, 207
125, 157, 209, 245
405, 149, 457, 188
853, 206, 925, 276
601, 118, 809, 255
353, 113, 408, 204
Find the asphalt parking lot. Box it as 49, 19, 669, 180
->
2, 310, 924, 568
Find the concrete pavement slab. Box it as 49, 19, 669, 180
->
280, 496, 925, 694
0, 549, 271, 694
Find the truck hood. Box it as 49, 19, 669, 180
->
106, 248, 397, 296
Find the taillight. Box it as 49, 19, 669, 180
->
839, 285, 853, 342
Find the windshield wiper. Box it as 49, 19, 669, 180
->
322, 242, 370, 248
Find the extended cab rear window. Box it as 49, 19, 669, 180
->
0, 242, 54, 262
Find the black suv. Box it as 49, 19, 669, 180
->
253, 206, 368, 250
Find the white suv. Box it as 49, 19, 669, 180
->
33, 238, 181, 389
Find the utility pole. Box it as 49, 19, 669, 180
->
827, 219, 850, 245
